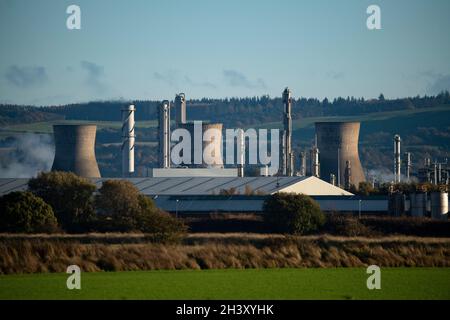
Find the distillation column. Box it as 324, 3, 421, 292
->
394, 135, 401, 183
282, 88, 294, 176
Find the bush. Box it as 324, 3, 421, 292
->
263, 193, 325, 234
28, 171, 96, 232
138, 195, 187, 241
324, 214, 375, 237
96, 180, 186, 239
95, 180, 142, 231
0, 191, 58, 233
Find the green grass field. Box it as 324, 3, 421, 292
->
1, 268, 449, 300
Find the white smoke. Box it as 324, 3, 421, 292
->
0, 134, 54, 178
366, 168, 418, 184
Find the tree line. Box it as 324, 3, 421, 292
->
1, 91, 449, 127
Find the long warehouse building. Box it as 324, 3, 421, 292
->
0, 177, 387, 213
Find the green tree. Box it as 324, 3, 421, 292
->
95, 180, 142, 231
0, 191, 57, 233
28, 171, 96, 232
96, 180, 186, 237
263, 193, 325, 234
137, 195, 187, 239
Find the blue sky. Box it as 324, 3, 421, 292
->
0, 0, 449, 105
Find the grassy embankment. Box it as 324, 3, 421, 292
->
0, 233, 449, 274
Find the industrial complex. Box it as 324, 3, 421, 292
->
0, 88, 447, 218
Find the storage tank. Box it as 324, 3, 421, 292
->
430, 192, 449, 220
388, 192, 405, 216
315, 122, 365, 187
410, 192, 427, 217
51, 124, 101, 177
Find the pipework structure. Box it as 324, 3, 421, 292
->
237, 129, 245, 177
51, 124, 101, 177
299, 151, 306, 176
310, 145, 320, 178
158, 100, 171, 169
121, 104, 135, 177
175, 93, 186, 126
344, 160, 352, 190
404, 152, 412, 182
281, 87, 294, 176
315, 122, 365, 187
394, 134, 401, 183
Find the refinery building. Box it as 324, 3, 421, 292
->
0, 88, 447, 218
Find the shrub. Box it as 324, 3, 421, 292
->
0, 191, 58, 233
138, 195, 187, 242
95, 180, 142, 231
28, 171, 96, 232
324, 214, 375, 237
96, 180, 186, 239
263, 193, 325, 234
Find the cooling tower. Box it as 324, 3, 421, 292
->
180, 122, 224, 168
51, 124, 101, 177
315, 122, 365, 188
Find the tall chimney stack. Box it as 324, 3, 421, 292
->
344, 160, 352, 190
237, 129, 245, 177
121, 104, 135, 177
299, 151, 306, 176
282, 87, 293, 176
404, 152, 412, 182
158, 100, 171, 169
394, 134, 401, 183
175, 93, 186, 126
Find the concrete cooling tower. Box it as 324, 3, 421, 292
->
180, 122, 224, 168
51, 124, 101, 177
315, 122, 365, 188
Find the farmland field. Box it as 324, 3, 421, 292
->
0, 268, 449, 300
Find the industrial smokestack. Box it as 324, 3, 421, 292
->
344, 160, 352, 190
394, 134, 401, 183
282, 87, 293, 176
315, 122, 365, 187
330, 173, 336, 186
404, 152, 411, 182
237, 129, 245, 177
121, 104, 135, 177
299, 151, 306, 176
51, 124, 101, 177
158, 100, 171, 169
175, 93, 186, 126
281, 133, 286, 175
310, 146, 320, 177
